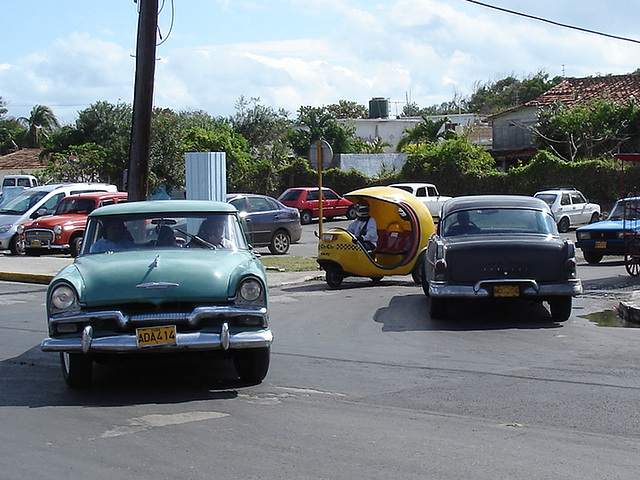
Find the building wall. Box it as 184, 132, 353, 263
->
490, 106, 537, 151
336, 153, 408, 177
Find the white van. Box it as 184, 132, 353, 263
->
0, 183, 118, 254
0, 174, 39, 206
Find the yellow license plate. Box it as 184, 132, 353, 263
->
595, 241, 607, 249
494, 285, 519, 297
136, 325, 176, 347
31, 239, 41, 247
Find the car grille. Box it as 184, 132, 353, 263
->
25, 229, 54, 243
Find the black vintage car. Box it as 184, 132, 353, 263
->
422, 195, 582, 321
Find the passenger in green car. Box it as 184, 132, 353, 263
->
193, 216, 233, 249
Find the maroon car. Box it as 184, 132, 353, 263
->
278, 187, 356, 224
18, 191, 128, 257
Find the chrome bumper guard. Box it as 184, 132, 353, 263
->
429, 278, 583, 298
41, 305, 272, 354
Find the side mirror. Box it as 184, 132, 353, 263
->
32, 208, 48, 218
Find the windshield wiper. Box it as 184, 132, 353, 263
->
175, 228, 216, 249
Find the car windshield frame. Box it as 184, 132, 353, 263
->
608, 200, 640, 220
441, 207, 557, 237
81, 211, 248, 254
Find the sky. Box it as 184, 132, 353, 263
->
1, 0, 639, 125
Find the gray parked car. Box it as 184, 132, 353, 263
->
227, 193, 302, 254
422, 195, 582, 321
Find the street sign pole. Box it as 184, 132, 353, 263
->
317, 140, 323, 236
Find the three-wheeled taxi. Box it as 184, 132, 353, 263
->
317, 186, 436, 288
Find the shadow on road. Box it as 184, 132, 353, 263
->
0, 347, 264, 408
374, 294, 563, 332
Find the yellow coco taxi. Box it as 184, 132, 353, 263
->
317, 186, 436, 288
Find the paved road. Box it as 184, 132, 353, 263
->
1, 277, 639, 479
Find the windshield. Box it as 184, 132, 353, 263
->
608, 200, 640, 220
442, 208, 557, 237
534, 193, 556, 206
278, 190, 302, 202
0, 190, 48, 215
54, 197, 96, 215
82, 212, 247, 254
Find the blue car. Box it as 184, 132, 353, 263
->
576, 197, 640, 264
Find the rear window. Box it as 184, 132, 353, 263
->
279, 190, 303, 202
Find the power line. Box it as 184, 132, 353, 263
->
463, 0, 640, 45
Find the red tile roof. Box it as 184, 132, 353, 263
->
0, 149, 46, 170
526, 73, 640, 107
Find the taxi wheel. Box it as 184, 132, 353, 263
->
268, 230, 290, 255
549, 297, 572, 322
234, 347, 270, 384
370, 276, 383, 283
60, 352, 92, 388
411, 265, 424, 284
326, 267, 344, 288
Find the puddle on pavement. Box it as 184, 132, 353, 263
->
580, 309, 640, 328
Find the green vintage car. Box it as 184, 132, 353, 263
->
41, 200, 272, 388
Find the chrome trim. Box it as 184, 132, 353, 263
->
42, 328, 273, 353
135, 282, 180, 289
221, 322, 230, 350
430, 278, 582, 298
82, 325, 92, 354
48, 305, 268, 330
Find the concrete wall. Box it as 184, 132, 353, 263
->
336, 153, 408, 177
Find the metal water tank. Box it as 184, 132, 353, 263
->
369, 97, 389, 118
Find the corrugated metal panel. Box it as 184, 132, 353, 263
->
185, 152, 227, 202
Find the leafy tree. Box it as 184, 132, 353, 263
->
229, 96, 291, 165
18, 105, 60, 148
324, 100, 368, 119
39, 143, 111, 183
0, 97, 7, 119
401, 137, 495, 194
467, 71, 562, 114
396, 116, 454, 152
533, 98, 640, 161
289, 106, 357, 157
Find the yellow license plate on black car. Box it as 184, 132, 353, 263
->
595, 241, 607, 249
136, 325, 176, 347
494, 285, 519, 297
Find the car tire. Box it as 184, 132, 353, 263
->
300, 210, 312, 225
233, 347, 270, 384
268, 230, 290, 255
589, 212, 600, 223
325, 267, 344, 288
60, 352, 92, 388
583, 251, 603, 264
346, 205, 357, 220
430, 298, 447, 318
70, 235, 83, 257
9, 234, 24, 255
557, 217, 570, 233
549, 297, 572, 322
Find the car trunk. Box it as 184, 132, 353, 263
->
445, 236, 566, 284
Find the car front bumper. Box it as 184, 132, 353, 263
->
41, 305, 272, 354
429, 278, 583, 298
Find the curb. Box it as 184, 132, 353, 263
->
618, 290, 640, 324
0, 271, 53, 285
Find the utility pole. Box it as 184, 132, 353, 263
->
128, 0, 158, 201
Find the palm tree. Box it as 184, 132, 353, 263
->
18, 105, 60, 147
396, 115, 452, 152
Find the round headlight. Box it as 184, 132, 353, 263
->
50, 284, 77, 311
17, 225, 24, 234
53, 225, 62, 235
239, 278, 262, 302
